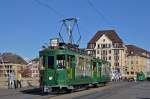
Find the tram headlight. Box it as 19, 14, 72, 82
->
49, 76, 53, 80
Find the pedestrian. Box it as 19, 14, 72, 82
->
134, 75, 137, 82
116, 74, 119, 81
13, 72, 17, 89
8, 71, 14, 89
111, 75, 114, 82
16, 72, 22, 88
119, 73, 122, 81
114, 74, 118, 82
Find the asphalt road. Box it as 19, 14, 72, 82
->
0, 81, 150, 99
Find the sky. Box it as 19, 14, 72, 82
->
0, 0, 150, 60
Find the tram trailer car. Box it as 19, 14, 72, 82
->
137, 71, 145, 81
39, 45, 111, 93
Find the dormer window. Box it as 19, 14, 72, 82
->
103, 39, 105, 42
97, 44, 100, 49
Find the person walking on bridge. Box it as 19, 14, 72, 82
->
8, 71, 15, 89
16, 72, 22, 88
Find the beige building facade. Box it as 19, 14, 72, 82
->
0, 53, 27, 78
126, 45, 150, 78
0, 63, 26, 78
28, 58, 39, 78
87, 30, 126, 77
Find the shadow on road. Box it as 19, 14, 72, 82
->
20, 88, 56, 96
136, 97, 150, 99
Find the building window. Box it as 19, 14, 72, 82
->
101, 50, 107, 55
114, 50, 119, 55
103, 39, 105, 42
114, 56, 119, 61
119, 43, 122, 48
127, 72, 129, 75
90, 44, 95, 49
131, 61, 133, 64
103, 50, 105, 55
114, 62, 119, 66
101, 44, 106, 48
108, 44, 111, 48
97, 50, 99, 54
115, 63, 117, 66
117, 56, 119, 60
97, 44, 100, 49
109, 50, 111, 54
117, 63, 119, 66
106, 50, 107, 55
102, 57, 107, 61
131, 72, 134, 75
109, 56, 111, 60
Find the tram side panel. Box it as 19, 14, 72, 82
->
74, 56, 93, 85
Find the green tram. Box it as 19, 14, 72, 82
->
137, 71, 145, 81
39, 42, 111, 93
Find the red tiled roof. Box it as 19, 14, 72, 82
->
0, 53, 28, 65
89, 30, 123, 43
126, 45, 150, 58
87, 30, 123, 49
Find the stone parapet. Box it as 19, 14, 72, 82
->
0, 78, 40, 89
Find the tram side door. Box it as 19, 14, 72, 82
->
92, 62, 97, 81
66, 55, 75, 80
98, 63, 101, 79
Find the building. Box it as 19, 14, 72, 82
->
126, 45, 150, 78
86, 30, 126, 77
0, 53, 27, 78
27, 58, 39, 78
147, 58, 150, 77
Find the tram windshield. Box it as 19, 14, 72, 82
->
48, 56, 54, 68
57, 55, 65, 69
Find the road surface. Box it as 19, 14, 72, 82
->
0, 81, 150, 99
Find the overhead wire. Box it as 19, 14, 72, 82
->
86, 0, 115, 28
34, 0, 68, 43
34, 0, 64, 18
33, 0, 82, 46
85, 0, 126, 51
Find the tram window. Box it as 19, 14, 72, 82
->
57, 55, 65, 68
93, 62, 96, 71
78, 57, 84, 67
42, 56, 45, 67
67, 55, 75, 67
48, 56, 54, 68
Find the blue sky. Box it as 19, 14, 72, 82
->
0, 0, 150, 59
